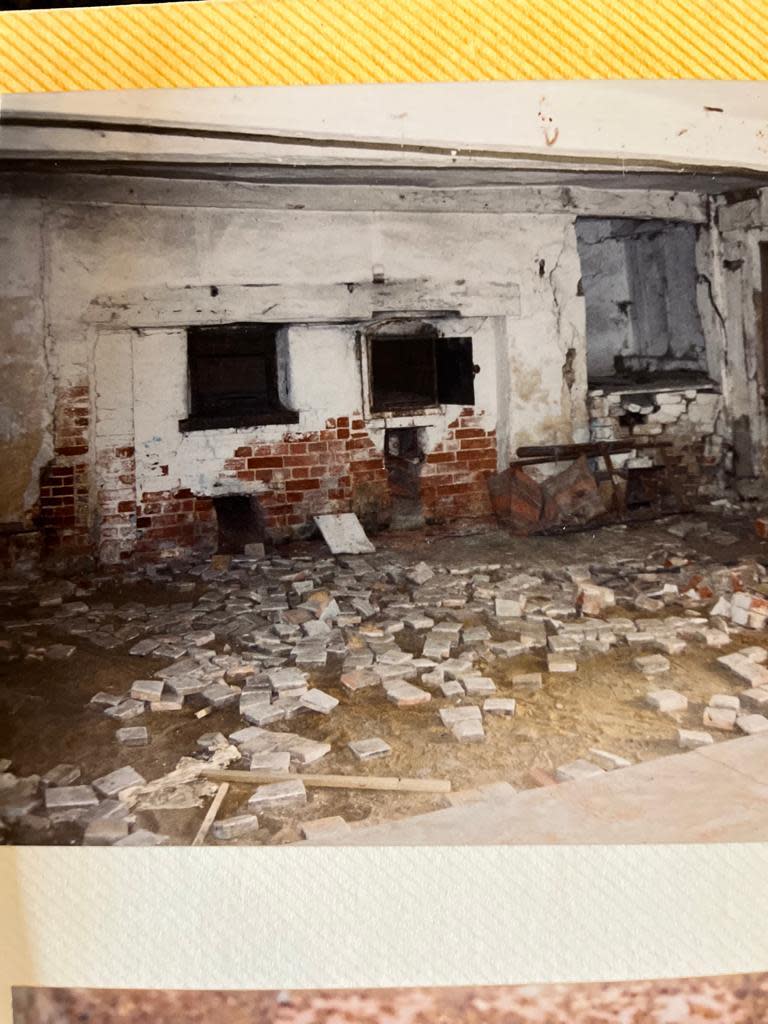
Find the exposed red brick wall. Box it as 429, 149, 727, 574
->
95, 444, 137, 562
421, 409, 497, 521
39, 394, 497, 559
37, 383, 91, 553
221, 416, 390, 538
134, 489, 217, 557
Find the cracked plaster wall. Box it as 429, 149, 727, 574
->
0, 197, 52, 525
2, 193, 738, 541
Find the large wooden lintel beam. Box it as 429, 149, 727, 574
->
0, 172, 708, 223
85, 278, 522, 328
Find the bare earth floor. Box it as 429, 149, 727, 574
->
2, 510, 768, 845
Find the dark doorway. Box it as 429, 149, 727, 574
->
384, 428, 424, 529
213, 494, 266, 554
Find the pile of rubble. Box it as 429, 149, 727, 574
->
2, 514, 768, 844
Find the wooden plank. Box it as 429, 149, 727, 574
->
191, 782, 229, 847
201, 768, 451, 794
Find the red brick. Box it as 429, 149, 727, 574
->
289, 478, 321, 490
234, 446, 252, 458
247, 456, 283, 469
56, 445, 88, 457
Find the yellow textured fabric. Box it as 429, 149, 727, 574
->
0, 0, 766, 94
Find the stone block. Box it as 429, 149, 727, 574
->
677, 728, 714, 749
44, 785, 98, 810
299, 689, 339, 715
440, 705, 482, 728
130, 679, 165, 702
92, 765, 146, 798
116, 726, 150, 746
104, 699, 146, 721
212, 814, 260, 840
717, 653, 768, 687
41, 764, 81, 788
250, 751, 292, 773
451, 718, 485, 743
646, 689, 688, 713
483, 697, 517, 716
348, 737, 391, 760
462, 675, 496, 695
547, 653, 577, 673
634, 654, 670, 675
736, 713, 768, 735
247, 779, 307, 809
703, 706, 738, 731
739, 687, 768, 711
83, 817, 130, 845
709, 694, 740, 710
385, 682, 431, 707
340, 669, 381, 692
300, 816, 351, 840
439, 680, 464, 698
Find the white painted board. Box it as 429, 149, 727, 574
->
314, 513, 375, 554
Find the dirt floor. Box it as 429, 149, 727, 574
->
2, 511, 768, 846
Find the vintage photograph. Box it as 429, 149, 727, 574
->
2, 82, 768, 846
12, 976, 768, 1024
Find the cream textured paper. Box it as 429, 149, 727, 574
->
1, 845, 767, 1022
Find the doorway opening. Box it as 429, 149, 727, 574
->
213, 494, 266, 553
384, 427, 425, 529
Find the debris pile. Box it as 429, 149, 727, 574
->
2, 512, 768, 843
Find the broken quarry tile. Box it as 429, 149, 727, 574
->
83, 817, 130, 846
92, 765, 146, 798
739, 645, 768, 664
645, 690, 688, 713
41, 764, 81, 788
547, 653, 577, 673
709, 694, 740, 711
451, 718, 486, 743
348, 737, 391, 760
104, 699, 146, 721
385, 681, 431, 707
483, 697, 517, 716
739, 686, 768, 712
212, 814, 261, 840
250, 751, 292, 773
462, 675, 496, 695
300, 816, 351, 840
677, 729, 714, 750
130, 679, 166, 703
406, 562, 434, 586
439, 679, 464, 698
555, 759, 606, 783
439, 705, 482, 728
736, 713, 768, 735
633, 654, 671, 676
299, 689, 339, 715
578, 583, 615, 616
248, 779, 307, 810
44, 785, 99, 810
717, 652, 768, 688
340, 668, 381, 692
703, 707, 738, 731
116, 726, 150, 746
151, 697, 183, 712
